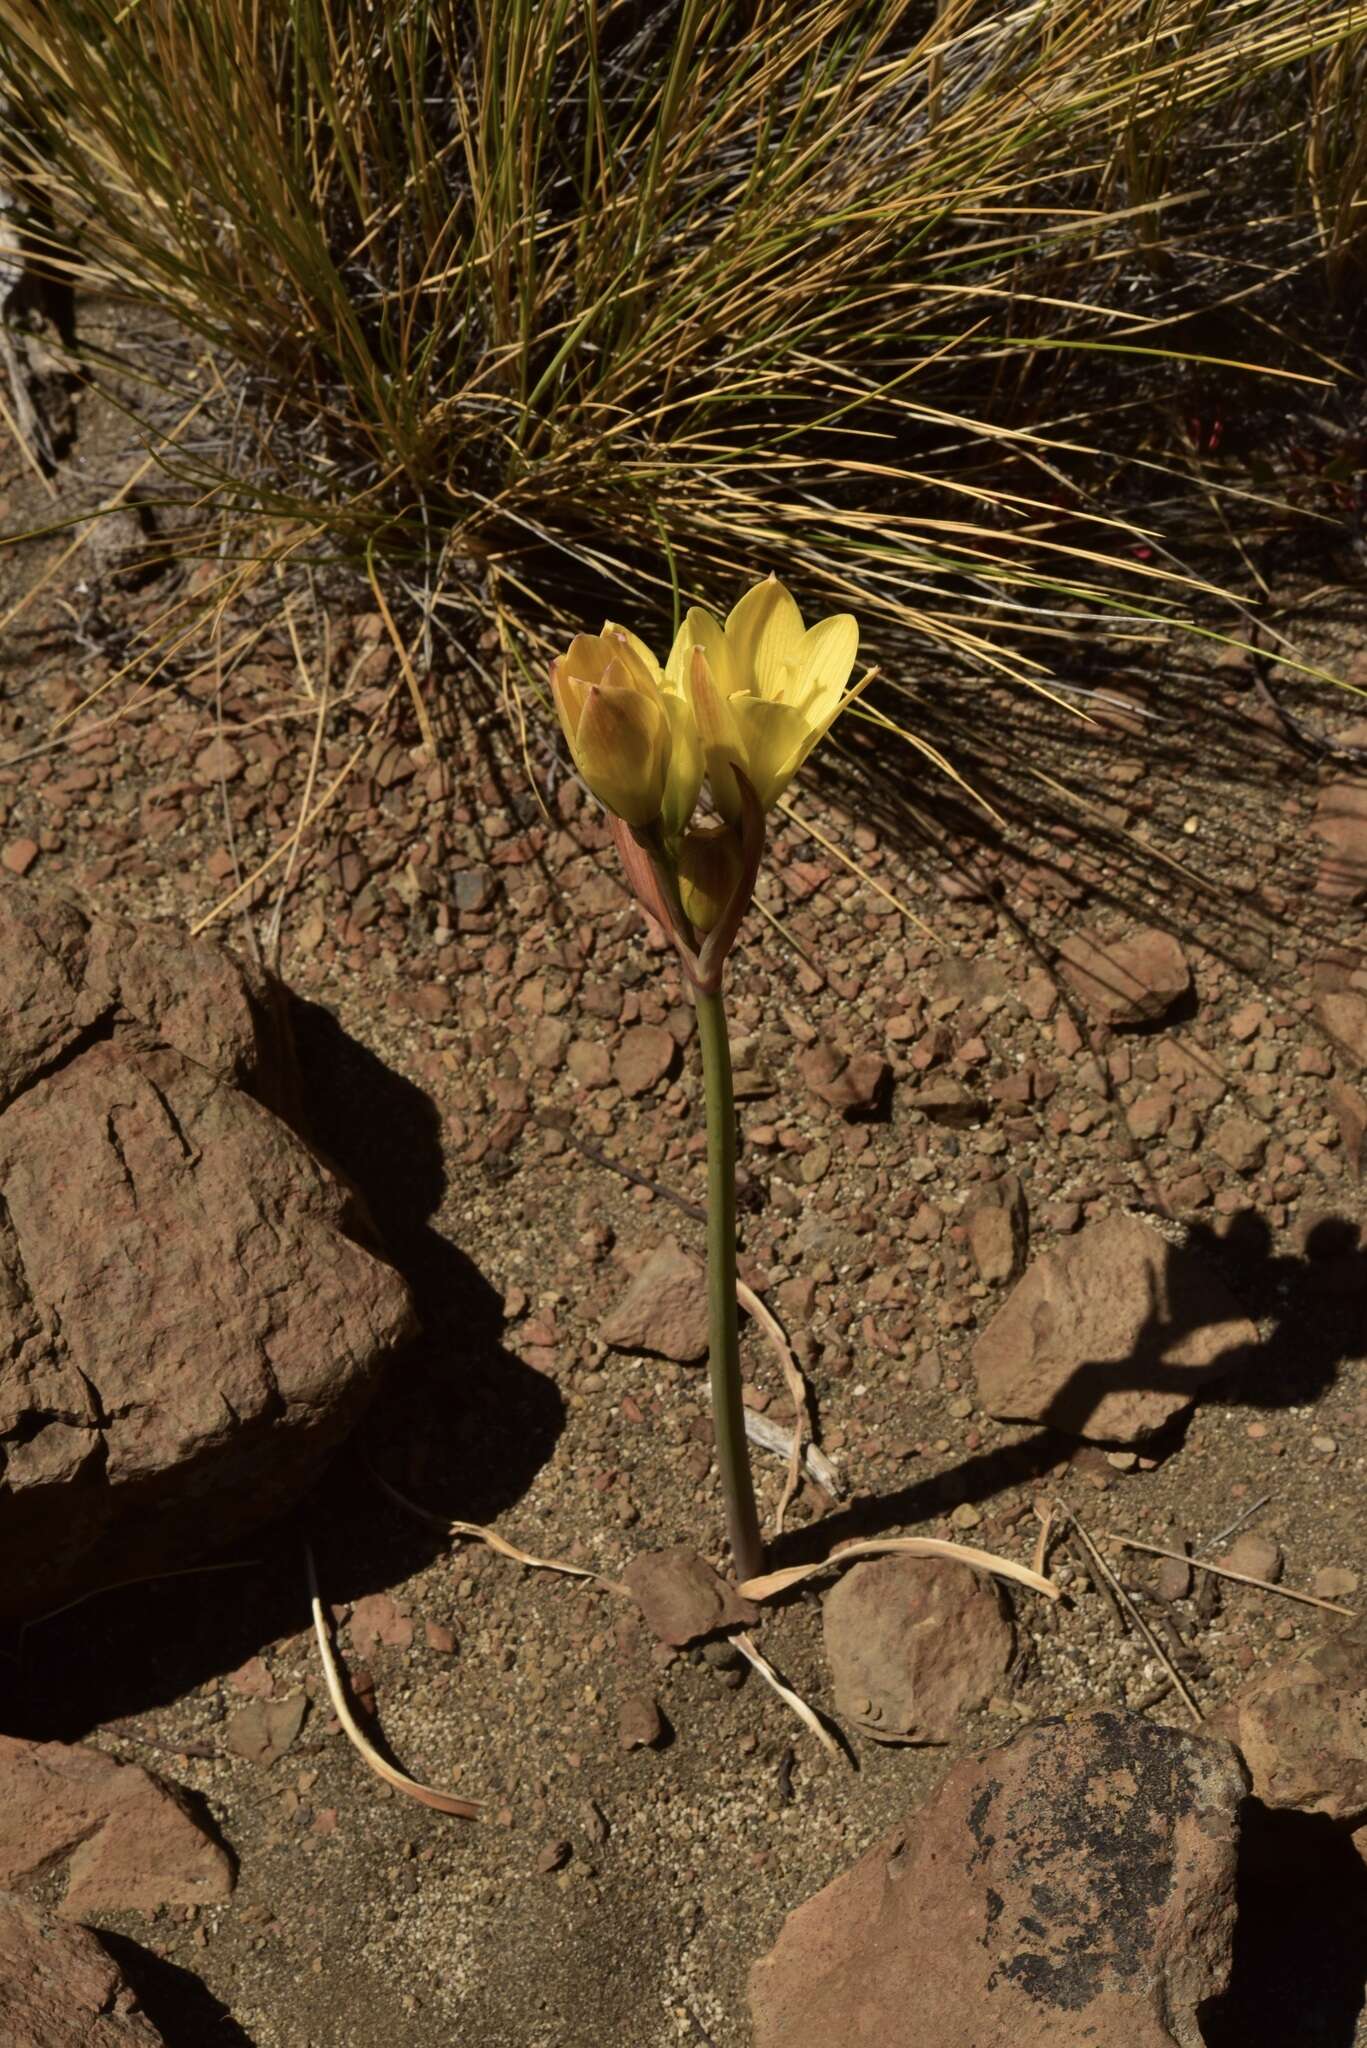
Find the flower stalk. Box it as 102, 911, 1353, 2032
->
695, 982, 765, 1586
549, 574, 864, 1583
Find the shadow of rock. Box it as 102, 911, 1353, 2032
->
1, 993, 564, 1740
95, 1929, 258, 2048
1200, 1803, 1367, 2047
766, 1205, 1365, 1572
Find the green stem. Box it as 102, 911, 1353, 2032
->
695, 983, 764, 1586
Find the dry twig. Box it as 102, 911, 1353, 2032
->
1060, 1505, 1203, 1726
1114, 1534, 1358, 1617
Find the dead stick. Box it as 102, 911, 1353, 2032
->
1113, 1536, 1357, 1617
1062, 1504, 1203, 1725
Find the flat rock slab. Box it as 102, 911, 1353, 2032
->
623, 1545, 759, 1646
1317, 989, 1367, 1070
823, 1555, 1014, 1743
599, 1238, 708, 1362
1209, 1619, 1367, 1822
0, 881, 417, 1621
222, 1695, 308, 1767
750, 1710, 1247, 2048
1057, 927, 1190, 1026
796, 1040, 891, 1118
0, 1893, 166, 2046
0, 1736, 234, 1918
972, 1212, 1257, 1444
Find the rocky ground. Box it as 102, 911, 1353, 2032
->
0, 367, 1365, 2047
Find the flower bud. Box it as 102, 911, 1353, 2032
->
676, 823, 745, 935
551, 641, 670, 828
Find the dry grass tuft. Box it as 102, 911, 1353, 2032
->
2, 1, 1364, 775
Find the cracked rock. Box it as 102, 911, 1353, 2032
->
750, 1710, 1247, 2048
0, 882, 416, 1621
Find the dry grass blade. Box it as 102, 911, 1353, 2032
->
737, 1278, 813, 1536
740, 1535, 1059, 1604
1030, 1500, 1055, 1581
4, 0, 1361, 802
744, 1410, 843, 1498
1115, 1534, 1359, 1617
305, 1542, 484, 1819
733, 1630, 843, 1763
367, 1459, 628, 1595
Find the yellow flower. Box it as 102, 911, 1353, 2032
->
551, 625, 702, 835
665, 576, 858, 820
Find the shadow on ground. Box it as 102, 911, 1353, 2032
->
1200, 1803, 1367, 2047
97, 1929, 260, 2048
766, 1205, 1366, 1570
0, 993, 563, 1742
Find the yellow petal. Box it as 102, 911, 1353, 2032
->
573, 685, 669, 827
550, 658, 589, 753
562, 631, 616, 687
666, 606, 735, 698
660, 690, 703, 840
602, 622, 664, 691
684, 645, 745, 823
729, 694, 811, 810
791, 613, 858, 723
725, 576, 804, 701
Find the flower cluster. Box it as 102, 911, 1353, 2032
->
551, 576, 860, 984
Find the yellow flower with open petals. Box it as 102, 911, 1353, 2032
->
551, 624, 702, 834
665, 576, 858, 820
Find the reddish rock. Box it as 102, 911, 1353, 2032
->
567, 1038, 611, 1089
822, 1556, 1013, 1743
0, 885, 416, 1622
623, 1545, 759, 1646
972, 1213, 1257, 1444
905, 1076, 985, 1126
616, 1691, 665, 1750
1126, 1087, 1174, 1142
349, 1591, 415, 1657
1, 837, 39, 877
600, 1238, 708, 1362
0, 1736, 234, 1918
1209, 1621, 1367, 1822
749, 1711, 1247, 2048
1317, 990, 1367, 1070
1058, 927, 1190, 1026
223, 1695, 307, 1765
796, 1041, 891, 1118
962, 1173, 1028, 1286
613, 1024, 677, 1096
0, 1894, 166, 2045
1211, 1113, 1268, 1175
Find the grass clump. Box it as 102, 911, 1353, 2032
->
1, 0, 1364, 753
